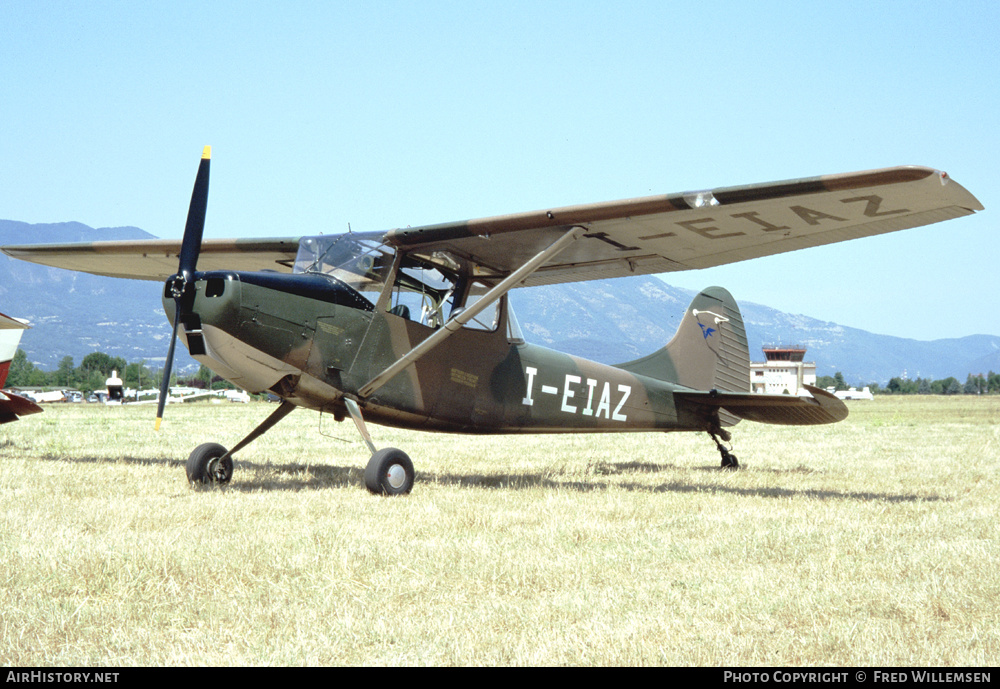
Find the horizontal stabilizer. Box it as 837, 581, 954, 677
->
676, 384, 848, 426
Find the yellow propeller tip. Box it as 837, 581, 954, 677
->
201, 145, 211, 159
154, 417, 162, 431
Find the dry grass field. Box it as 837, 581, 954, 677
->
1, 395, 997, 666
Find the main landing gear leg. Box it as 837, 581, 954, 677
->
345, 398, 415, 496
708, 429, 740, 470
187, 399, 297, 484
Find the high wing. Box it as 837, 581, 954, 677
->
386, 166, 982, 287
0, 166, 981, 285
0, 237, 302, 281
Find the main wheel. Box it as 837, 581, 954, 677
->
364, 447, 414, 495
187, 442, 234, 484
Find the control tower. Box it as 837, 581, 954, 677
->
750, 345, 816, 395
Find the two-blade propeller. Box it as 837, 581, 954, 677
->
155, 146, 211, 430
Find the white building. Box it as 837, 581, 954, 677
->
833, 386, 874, 400
750, 346, 817, 396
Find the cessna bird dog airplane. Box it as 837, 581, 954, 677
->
1, 148, 983, 493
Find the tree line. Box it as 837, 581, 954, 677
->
881, 372, 999, 395
817, 372, 1000, 395
8, 348, 1000, 397
5, 350, 229, 393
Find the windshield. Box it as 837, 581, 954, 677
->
293, 233, 508, 333
294, 232, 395, 300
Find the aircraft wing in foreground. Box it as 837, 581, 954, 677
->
0, 312, 43, 424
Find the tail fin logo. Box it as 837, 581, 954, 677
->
692, 309, 729, 341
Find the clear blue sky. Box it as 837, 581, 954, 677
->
2, 1, 996, 340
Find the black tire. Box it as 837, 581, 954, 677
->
364, 447, 414, 495
186, 442, 234, 484
721, 451, 740, 470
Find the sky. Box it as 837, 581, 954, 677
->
2, 0, 997, 340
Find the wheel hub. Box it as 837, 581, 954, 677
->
386, 463, 407, 489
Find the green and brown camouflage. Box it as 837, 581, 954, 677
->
164, 236, 843, 442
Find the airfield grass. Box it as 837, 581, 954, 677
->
1, 396, 997, 666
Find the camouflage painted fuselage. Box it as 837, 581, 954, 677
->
167, 270, 724, 436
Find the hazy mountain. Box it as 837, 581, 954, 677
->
0, 220, 196, 372
3, 220, 998, 384
509, 279, 1000, 384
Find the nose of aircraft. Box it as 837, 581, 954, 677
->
160, 272, 243, 355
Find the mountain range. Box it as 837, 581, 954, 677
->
3, 220, 998, 385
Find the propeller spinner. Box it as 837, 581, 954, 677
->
155, 146, 211, 430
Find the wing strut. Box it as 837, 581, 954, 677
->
358, 226, 585, 399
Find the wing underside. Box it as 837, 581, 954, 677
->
385, 166, 981, 287
0, 166, 982, 285
0, 237, 302, 281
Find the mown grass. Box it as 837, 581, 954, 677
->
1, 396, 997, 665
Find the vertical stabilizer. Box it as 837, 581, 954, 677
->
617, 286, 750, 394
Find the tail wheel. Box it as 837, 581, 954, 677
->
364, 447, 414, 495
721, 450, 740, 470
187, 442, 234, 484
709, 430, 740, 470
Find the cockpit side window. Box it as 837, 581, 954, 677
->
456, 282, 501, 332
386, 253, 501, 333
506, 298, 525, 343
389, 257, 456, 329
